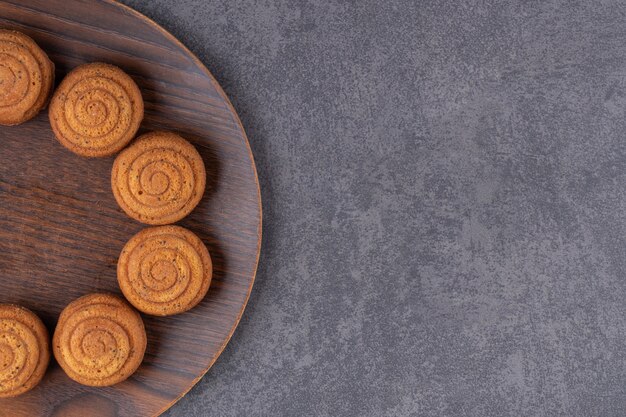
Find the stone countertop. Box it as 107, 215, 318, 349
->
121, 1, 626, 416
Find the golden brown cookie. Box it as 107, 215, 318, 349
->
118, 225, 213, 316
53, 293, 146, 387
49, 62, 143, 157
111, 131, 206, 225
0, 30, 54, 125
0, 305, 50, 398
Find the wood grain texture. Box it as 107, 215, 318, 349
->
0, 1, 261, 416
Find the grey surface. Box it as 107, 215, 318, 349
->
119, 1, 626, 416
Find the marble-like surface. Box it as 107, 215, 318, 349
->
121, 1, 626, 415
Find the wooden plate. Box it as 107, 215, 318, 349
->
0, 1, 261, 416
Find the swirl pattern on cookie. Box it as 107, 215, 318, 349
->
118, 226, 213, 316
0, 305, 50, 398
49, 62, 143, 157
0, 30, 54, 125
112, 131, 206, 225
53, 293, 146, 387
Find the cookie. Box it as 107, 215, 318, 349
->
0, 305, 50, 398
49, 62, 143, 157
118, 225, 213, 316
0, 30, 54, 125
53, 293, 146, 387
111, 131, 206, 225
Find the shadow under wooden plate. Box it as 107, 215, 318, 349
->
0, 0, 262, 416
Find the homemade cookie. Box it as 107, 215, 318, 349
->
0, 305, 50, 398
118, 225, 213, 316
49, 62, 143, 157
111, 131, 206, 225
0, 30, 54, 125
53, 293, 146, 387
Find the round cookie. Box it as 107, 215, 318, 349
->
49, 62, 144, 157
0, 305, 50, 398
118, 225, 213, 316
53, 293, 146, 387
0, 30, 54, 125
111, 131, 206, 225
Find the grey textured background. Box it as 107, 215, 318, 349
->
120, 1, 626, 416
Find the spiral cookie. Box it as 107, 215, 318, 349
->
118, 226, 212, 316
53, 293, 146, 387
0, 30, 54, 126
49, 62, 143, 157
112, 131, 206, 225
0, 305, 50, 398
